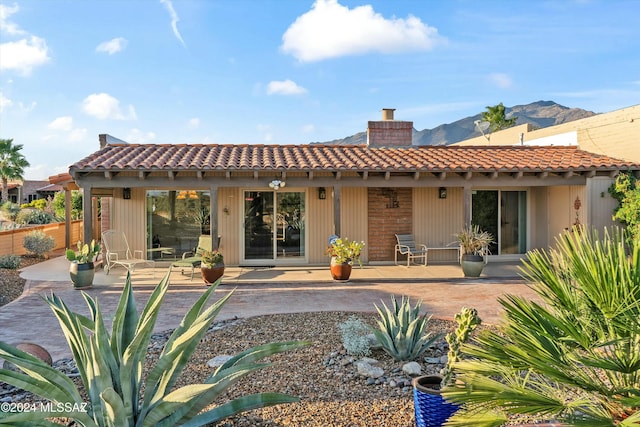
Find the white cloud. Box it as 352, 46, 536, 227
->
0, 5, 50, 75
96, 37, 128, 55
48, 116, 73, 131
69, 128, 87, 142
488, 73, 513, 89
281, 0, 443, 62
126, 128, 156, 143
82, 93, 137, 120
188, 117, 200, 129
160, 0, 186, 47
302, 124, 315, 133
266, 79, 308, 95
0, 91, 13, 112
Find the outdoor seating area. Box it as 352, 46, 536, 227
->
102, 230, 155, 275
394, 234, 461, 267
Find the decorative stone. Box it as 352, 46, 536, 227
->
360, 357, 379, 365
402, 361, 422, 376
2, 343, 52, 372
355, 360, 384, 378
206, 355, 233, 368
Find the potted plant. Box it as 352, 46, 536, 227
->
413, 307, 481, 427
201, 249, 224, 285
65, 239, 100, 289
455, 225, 494, 277
326, 236, 365, 281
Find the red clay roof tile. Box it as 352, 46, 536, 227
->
70, 144, 639, 173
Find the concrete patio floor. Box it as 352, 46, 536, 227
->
0, 256, 539, 362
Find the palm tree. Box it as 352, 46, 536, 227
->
443, 227, 640, 426
481, 103, 517, 133
0, 138, 30, 203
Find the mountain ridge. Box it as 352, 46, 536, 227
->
315, 101, 597, 146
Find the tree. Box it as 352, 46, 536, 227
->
0, 139, 30, 203
481, 102, 517, 133
609, 171, 640, 242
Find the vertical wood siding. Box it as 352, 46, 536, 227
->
414, 187, 464, 262
111, 188, 146, 257
308, 188, 335, 264
341, 187, 369, 263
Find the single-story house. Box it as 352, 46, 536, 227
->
67, 109, 640, 267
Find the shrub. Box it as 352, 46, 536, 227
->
0, 201, 20, 221
0, 254, 21, 269
15, 208, 56, 225
338, 315, 371, 357
0, 272, 310, 426
443, 227, 640, 426
371, 295, 441, 361
23, 230, 55, 258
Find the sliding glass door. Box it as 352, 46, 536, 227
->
472, 190, 527, 256
243, 190, 305, 264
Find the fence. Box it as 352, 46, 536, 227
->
0, 220, 83, 256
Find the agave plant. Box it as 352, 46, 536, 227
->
443, 227, 640, 426
371, 295, 441, 361
0, 272, 309, 426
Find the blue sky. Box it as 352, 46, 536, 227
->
1, 0, 639, 180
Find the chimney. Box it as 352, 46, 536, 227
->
99, 134, 108, 149
367, 108, 413, 147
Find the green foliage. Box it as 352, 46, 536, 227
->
609, 171, 640, 242
0, 272, 310, 426
440, 307, 481, 388
443, 227, 640, 426
371, 295, 441, 361
0, 138, 30, 204
15, 208, 57, 225
481, 102, 518, 133
201, 249, 223, 267
23, 230, 55, 258
455, 224, 495, 256
21, 198, 47, 210
0, 254, 21, 269
52, 190, 83, 220
65, 239, 101, 264
1, 201, 20, 221
337, 315, 371, 357
327, 237, 365, 265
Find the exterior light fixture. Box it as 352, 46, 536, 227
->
318, 187, 327, 200
438, 187, 447, 199
123, 187, 131, 200
269, 179, 286, 190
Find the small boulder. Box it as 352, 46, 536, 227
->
402, 361, 422, 376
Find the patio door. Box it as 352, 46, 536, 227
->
472, 190, 527, 256
242, 190, 305, 264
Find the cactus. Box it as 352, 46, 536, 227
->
441, 307, 481, 388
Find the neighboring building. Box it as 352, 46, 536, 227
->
0, 180, 63, 204
67, 108, 640, 267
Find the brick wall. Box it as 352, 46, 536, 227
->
367, 187, 412, 261
367, 121, 413, 147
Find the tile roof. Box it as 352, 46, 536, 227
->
70, 143, 639, 174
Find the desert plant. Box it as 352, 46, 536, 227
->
609, 171, 640, 242
15, 208, 56, 225
337, 315, 371, 357
371, 295, 441, 361
0, 254, 21, 269
455, 224, 494, 257
23, 230, 55, 258
201, 249, 224, 267
0, 201, 20, 221
442, 227, 640, 426
440, 307, 481, 388
0, 272, 310, 426
65, 239, 100, 264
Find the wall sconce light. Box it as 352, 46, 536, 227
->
438, 187, 447, 199
269, 179, 286, 190
123, 187, 131, 200
223, 207, 230, 215
318, 187, 327, 200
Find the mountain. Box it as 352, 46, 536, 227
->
316, 101, 597, 146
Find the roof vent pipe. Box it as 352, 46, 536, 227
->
382, 108, 395, 121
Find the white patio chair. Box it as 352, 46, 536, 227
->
394, 234, 428, 266
102, 230, 154, 275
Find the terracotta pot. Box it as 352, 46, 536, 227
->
330, 257, 352, 281
201, 264, 224, 285
69, 262, 95, 289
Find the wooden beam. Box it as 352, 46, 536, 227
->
413, 171, 420, 180
439, 172, 446, 180
197, 170, 204, 180
253, 170, 259, 180
335, 171, 342, 180
513, 171, 523, 179
225, 171, 231, 180
385, 171, 391, 180
564, 170, 574, 179
585, 169, 596, 178
490, 171, 498, 180
308, 171, 314, 180
168, 171, 175, 180
609, 170, 619, 178
464, 171, 472, 180
104, 171, 112, 180
538, 171, 548, 179
362, 171, 369, 180
138, 171, 148, 180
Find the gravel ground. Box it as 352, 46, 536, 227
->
0, 255, 45, 307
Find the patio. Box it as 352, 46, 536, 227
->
0, 257, 537, 362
